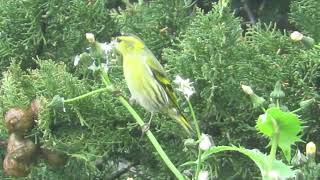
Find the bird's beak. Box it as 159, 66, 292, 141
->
113, 37, 123, 53
116, 36, 128, 42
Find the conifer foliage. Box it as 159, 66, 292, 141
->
0, 0, 319, 179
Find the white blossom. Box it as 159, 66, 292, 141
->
86, 33, 95, 43
290, 31, 303, 42
174, 75, 195, 99
198, 170, 209, 180
88, 61, 99, 71
74, 55, 80, 66
98, 40, 117, 66
99, 41, 116, 55
199, 134, 213, 151
241, 84, 254, 95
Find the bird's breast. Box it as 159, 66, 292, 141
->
123, 55, 147, 88
122, 54, 167, 112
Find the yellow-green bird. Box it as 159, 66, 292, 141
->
115, 35, 193, 134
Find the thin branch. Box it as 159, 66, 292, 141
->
243, 0, 256, 24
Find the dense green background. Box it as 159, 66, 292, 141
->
0, 0, 319, 179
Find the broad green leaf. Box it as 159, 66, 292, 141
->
202, 146, 295, 179
256, 107, 302, 161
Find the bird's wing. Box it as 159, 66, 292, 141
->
143, 52, 180, 109
144, 49, 167, 75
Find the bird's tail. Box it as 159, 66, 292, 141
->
168, 109, 194, 136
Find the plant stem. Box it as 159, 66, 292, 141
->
269, 133, 278, 162
195, 148, 202, 179
64, 88, 108, 103
187, 100, 201, 138
269, 117, 279, 166
100, 72, 185, 180
187, 99, 202, 179
64, 71, 185, 178
118, 97, 185, 179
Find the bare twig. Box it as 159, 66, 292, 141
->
243, 0, 256, 24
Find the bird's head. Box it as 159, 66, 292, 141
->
115, 35, 145, 55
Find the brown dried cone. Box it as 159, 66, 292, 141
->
3, 133, 39, 177
4, 99, 41, 135
7, 133, 38, 163
3, 153, 30, 177
40, 148, 68, 167
30, 99, 41, 118
4, 108, 34, 135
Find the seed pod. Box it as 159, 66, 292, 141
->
251, 94, 266, 109
290, 31, 315, 48
301, 36, 315, 48
299, 98, 315, 111
3, 153, 30, 177
291, 149, 307, 166
4, 108, 34, 134
270, 81, 285, 99
41, 148, 68, 167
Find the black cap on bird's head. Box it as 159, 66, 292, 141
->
115, 34, 145, 54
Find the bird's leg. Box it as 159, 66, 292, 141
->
142, 113, 154, 133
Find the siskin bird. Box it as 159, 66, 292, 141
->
115, 35, 193, 134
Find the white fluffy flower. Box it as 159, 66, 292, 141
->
98, 40, 116, 66
198, 170, 209, 180
99, 42, 114, 55
290, 31, 303, 42
199, 134, 212, 151
174, 75, 195, 99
